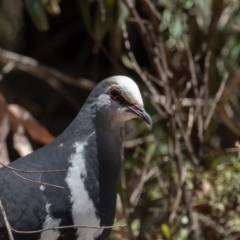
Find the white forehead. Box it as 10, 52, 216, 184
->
112, 76, 143, 106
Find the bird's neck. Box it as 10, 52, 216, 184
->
59, 101, 123, 170
57, 103, 123, 225
93, 111, 123, 225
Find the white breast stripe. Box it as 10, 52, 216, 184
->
65, 141, 103, 240
39, 203, 61, 240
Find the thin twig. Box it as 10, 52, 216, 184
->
141, 0, 162, 22
124, 135, 155, 148
130, 145, 156, 206
10, 170, 65, 189
122, 23, 172, 115
11, 224, 126, 234
172, 120, 200, 240
197, 213, 225, 235
158, 37, 172, 78
154, 168, 168, 197
171, 91, 198, 165
203, 51, 211, 116
0, 162, 66, 173
120, 136, 135, 240
0, 200, 14, 240
123, 0, 154, 64
185, 41, 199, 98
186, 107, 194, 136
204, 73, 228, 130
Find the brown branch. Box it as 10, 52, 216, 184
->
120, 132, 135, 240
141, 0, 162, 22
171, 91, 199, 165
203, 51, 211, 116
0, 200, 14, 240
0, 48, 96, 91
122, 23, 171, 116
196, 213, 225, 236
185, 41, 199, 98
204, 73, 228, 130
123, 0, 154, 63
130, 145, 156, 207
154, 168, 168, 197
172, 120, 200, 240
124, 135, 155, 148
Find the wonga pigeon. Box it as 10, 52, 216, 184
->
0, 76, 151, 240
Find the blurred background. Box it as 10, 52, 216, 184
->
1, 0, 240, 239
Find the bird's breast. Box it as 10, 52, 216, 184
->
65, 141, 103, 240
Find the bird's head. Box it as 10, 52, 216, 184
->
91, 76, 152, 126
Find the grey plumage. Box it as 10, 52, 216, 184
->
0, 76, 151, 240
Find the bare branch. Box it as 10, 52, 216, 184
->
130, 145, 156, 207
0, 200, 14, 240
204, 73, 228, 130
203, 51, 211, 116
185, 41, 199, 98
0, 48, 96, 91
172, 120, 200, 240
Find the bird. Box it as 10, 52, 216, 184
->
0, 76, 151, 240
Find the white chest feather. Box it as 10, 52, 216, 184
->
65, 141, 103, 240
39, 203, 61, 240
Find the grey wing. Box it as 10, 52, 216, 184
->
0, 143, 74, 240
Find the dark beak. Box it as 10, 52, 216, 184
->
128, 105, 152, 126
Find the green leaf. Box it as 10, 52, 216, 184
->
117, 0, 129, 27
170, 15, 183, 37
25, 0, 49, 31
180, 228, 189, 240
93, 0, 116, 41
77, 0, 91, 31
159, 9, 172, 31
161, 223, 171, 240
195, 0, 212, 33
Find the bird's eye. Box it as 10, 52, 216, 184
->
110, 88, 121, 101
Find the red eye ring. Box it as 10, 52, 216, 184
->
109, 88, 121, 101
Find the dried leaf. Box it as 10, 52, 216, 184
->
13, 124, 33, 157
8, 104, 55, 145
0, 94, 10, 166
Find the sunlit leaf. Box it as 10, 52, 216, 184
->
180, 227, 189, 240
161, 223, 171, 240
41, 0, 61, 16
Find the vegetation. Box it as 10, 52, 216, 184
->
1, 0, 240, 239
